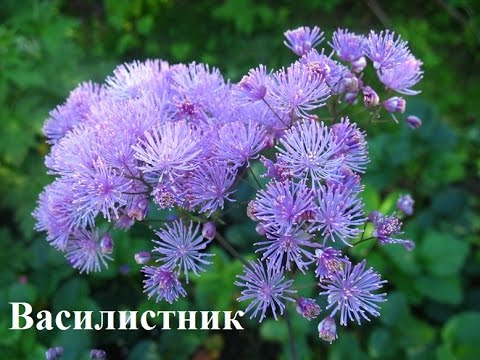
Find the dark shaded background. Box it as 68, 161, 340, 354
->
1, 1, 479, 359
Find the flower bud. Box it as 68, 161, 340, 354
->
396, 194, 414, 216
202, 222, 216, 240
100, 234, 113, 254
344, 92, 358, 104
363, 86, 379, 107
255, 223, 267, 236
383, 96, 406, 113
318, 316, 337, 343
114, 214, 135, 230
247, 201, 259, 221
128, 198, 150, 221
46, 347, 64, 360
90, 349, 107, 360
134, 251, 151, 265
406, 115, 422, 129
296, 297, 321, 320
343, 73, 359, 92
351, 56, 367, 73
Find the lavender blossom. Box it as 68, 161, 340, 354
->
296, 297, 321, 320
363, 86, 380, 107
314, 247, 349, 280
142, 265, 187, 303
43, 82, 104, 144
65, 229, 113, 274
383, 96, 406, 113
370, 212, 415, 250
270, 62, 331, 119
255, 224, 315, 273
152, 220, 213, 282
312, 182, 365, 246
202, 222, 216, 240
276, 119, 344, 187
378, 56, 423, 95
406, 115, 422, 129
331, 117, 369, 173
215, 121, 267, 168
284, 26, 324, 56
187, 161, 237, 215
235, 260, 296, 322
329, 29, 366, 62
133, 121, 203, 181
234, 65, 270, 104
320, 260, 387, 325
253, 180, 318, 231
318, 316, 338, 343
397, 194, 414, 216
366, 30, 412, 71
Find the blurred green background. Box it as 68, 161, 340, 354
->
1, 0, 479, 359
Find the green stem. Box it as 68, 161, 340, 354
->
284, 308, 298, 360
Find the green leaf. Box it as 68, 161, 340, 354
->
415, 275, 463, 305
380, 291, 410, 327
442, 312, 480, 360
418, 231, 469, 276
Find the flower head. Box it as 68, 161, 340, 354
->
397, 194, 414, 216
320, 260, 387, 325
378, 56, 423, 95
253, 180, 317, 231
284, 26, 324, 56
142, 265, 187, 303
65, 229, 113, 274
276, 119, 344, 187
366, 30, 412, 71
152, 220, 213, 282
234, 65, 270, 104
314, 247, 349, 280
296, 297, 321, 320
235, 260, 296, 322
318, 316, 338, 343
329, 29, 366, 62
370, 212, 414, 250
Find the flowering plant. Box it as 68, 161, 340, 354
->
34, 25, 423, 356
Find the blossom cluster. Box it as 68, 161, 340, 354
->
34, 25, 422, 347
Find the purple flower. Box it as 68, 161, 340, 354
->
371, 212, 415, 250
366, 30, 412, 71
202, 222, 216, 240
284, 26, 324, 56
235, 260, 296, 322
255, 224, 315, 273
300, 49, 350, 94
89, 349, 107, 359
314, 247, 349, 280
214, 120, 267, 168
151, 179, 186, 209
331, 117, 369, 173
253, 180, 318, 231
320, 260, 387, 325
152, 220, 213, 283
46, 347, 64, 360
276, 119, 344, 187
114, 214, 135, 230
397, 194, 414, 216
318, 316, 338, 343
133, 121, 203, 181
43, 82, 104, 145
378, 56, 423, 95
234, 65, 270, 104
106, 59, 169, 100
329, 29, 366, 62
72, 157, 132, 223
142, 265, 186, 303
187, 161, 237, 215
65, 229, 113, 274
406, 115, 422, 129
135, 251, 151, 264
312, 182, 365, 246
100, 234, 114, 254
383, 96, 406, 113
270, 62, 331, 119
363, 85, 380, 107
260, 156, 292, 181
296, 297, 321, 320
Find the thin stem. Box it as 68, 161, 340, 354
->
248, 166, 263, 189
262, 98, 289, 127
215, 232, 248, 266
284, 308, 298, 360
353, 236, 375, 246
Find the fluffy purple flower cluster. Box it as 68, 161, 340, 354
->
34, 25, 423, 344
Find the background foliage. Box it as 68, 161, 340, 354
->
1, 0, 479, 359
